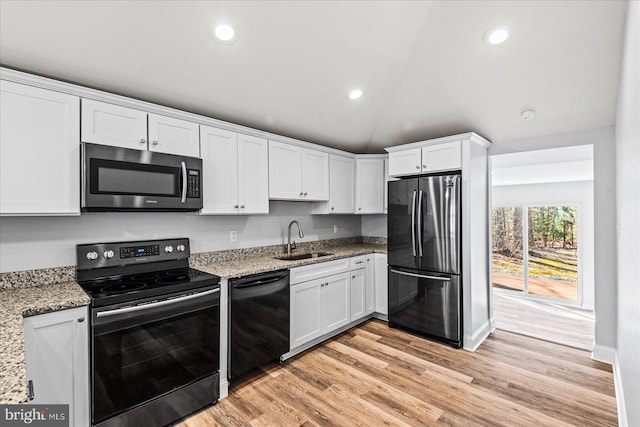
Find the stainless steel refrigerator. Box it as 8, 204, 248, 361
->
387, 173, 462, 348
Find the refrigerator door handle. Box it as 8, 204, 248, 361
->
417, 189, 423, 257
411, 190, 417, 257
390, 268, 451, 281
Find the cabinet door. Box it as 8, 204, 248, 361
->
421, 141, 461, 173
349, 269, 366, 322
1, 81, 80, 215
302, 149, 329, 200
24, 306, 89, 427
269, 141, 302, 200
365, 255, 376, 315
329, 155, 355, 213
388, 148, 421, 177
200, 126, 238, 214
356, 159, 384, 214
375, 254, 388, 315
323, 272, 350, 332
148, 113, 200, 157
81, 99, 147, 150
238, 134, 269, 214
290, 279, 323, 349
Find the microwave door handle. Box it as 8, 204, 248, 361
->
180, 161, 187, 203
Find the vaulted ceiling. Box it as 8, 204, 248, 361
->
0, 1, 627, 153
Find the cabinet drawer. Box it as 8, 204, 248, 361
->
349, 255, 366, 270
290, 258, 350, 285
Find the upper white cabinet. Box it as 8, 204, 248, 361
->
24, 306, 90, 427
387, 140, 461, 177
200, 126, 268, 214
82, 99, 200, 157
269, 140, 329, 201
355, 157, 384, 214
1, 80, 80, 216
148, 113, 200, 157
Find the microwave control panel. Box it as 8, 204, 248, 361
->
187, 169, 200, 198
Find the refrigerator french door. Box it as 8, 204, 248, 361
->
387, 173, 462, 347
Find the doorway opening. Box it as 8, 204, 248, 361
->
490, 146, 594, 350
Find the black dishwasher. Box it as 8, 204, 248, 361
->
229, 269, 290, 380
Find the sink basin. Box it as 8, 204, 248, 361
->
275, 251, 333, 261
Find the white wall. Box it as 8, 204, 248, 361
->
489, 126, 617, 351
492, 181, 595, 309
615, 1, 640, 425
361, 214, 387, 237
0, 201, 362, 272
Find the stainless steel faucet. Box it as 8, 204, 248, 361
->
286, 220, 304, 256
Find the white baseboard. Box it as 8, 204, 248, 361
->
612, 353, 628, 427
591, 344, 616, 364
463, 319, 492, 352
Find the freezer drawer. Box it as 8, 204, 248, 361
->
388, 267, 461, 347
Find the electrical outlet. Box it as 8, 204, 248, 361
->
230, 230, 238, 242
333, 224, 338, 234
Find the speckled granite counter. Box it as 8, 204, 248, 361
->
0, 282, 90, 404
193, 243, 387, 279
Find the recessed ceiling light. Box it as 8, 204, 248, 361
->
521, 109, 537, 120
484, 26, 509, 45
348, 89, 363, 100
210, 24, 236, 42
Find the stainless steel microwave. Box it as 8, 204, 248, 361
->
82, 143, 203, 212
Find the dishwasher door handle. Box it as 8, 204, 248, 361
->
233, 275, 288, 289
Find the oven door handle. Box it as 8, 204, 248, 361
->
180, 161, 187, 203
96, 288, 219, 318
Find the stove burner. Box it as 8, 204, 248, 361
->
100, 282, 147, 294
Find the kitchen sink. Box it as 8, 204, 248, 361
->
275, 251, 333, 261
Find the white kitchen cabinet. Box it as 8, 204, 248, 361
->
365, 254, 376, 315
200, 126, 268, 214
421, 141, 461, 173
387, 140, 461, 177
269, 140, 329, 201
0, 80, 80, 216
82, 99, 200, 157
148, 113, 200, 157
290, 272, 349, 349
349, 268, 366, 322
374, 253, 388, 315
355, 157, 384, 214
24, 306, 89, 427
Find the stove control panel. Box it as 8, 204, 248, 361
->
76, 238, 190, 271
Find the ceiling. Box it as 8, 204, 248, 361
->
0, 1, 628, 153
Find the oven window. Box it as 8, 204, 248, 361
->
93, 302, 219, 424
90, 159, 179, 197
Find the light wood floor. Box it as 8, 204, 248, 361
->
493, 292, 594, 350
177, 319, 616, 426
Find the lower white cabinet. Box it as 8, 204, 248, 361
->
290, 272, 349, 349
374, 253, 388, 315
24, 306, 89, 427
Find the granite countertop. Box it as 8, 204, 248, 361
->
0, 282, 90, 404
194, 243, 387, 279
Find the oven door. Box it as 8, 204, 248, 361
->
82, 142, 203, 211
91, 287, 219, 426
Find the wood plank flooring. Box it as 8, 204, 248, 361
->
493, 292, 594, 350
177, 319, 616, 427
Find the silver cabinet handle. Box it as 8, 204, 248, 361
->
180, 161, 187, 203
411, 190, 417, 257
417, 189, 423, 257
139, 138, 146, 144
390, 269, 451, 281
97, 288, 219, 318
152, 140, 159, 146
